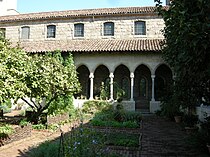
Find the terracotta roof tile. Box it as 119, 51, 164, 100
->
0, 7, 158, 23
16, 39, 162, 53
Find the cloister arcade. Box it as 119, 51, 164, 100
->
75, 55, 173, 112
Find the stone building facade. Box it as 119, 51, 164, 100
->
0, 6, 173, 112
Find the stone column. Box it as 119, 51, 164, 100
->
130, 72, 134, 101
151, 75, 155, 101
109, 73, 114, 100
89, 73, 94, 100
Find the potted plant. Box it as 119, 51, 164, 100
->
174, 110, 183, 123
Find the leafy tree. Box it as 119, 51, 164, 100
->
22, 52, 81, 123
0, 31, 80, 122
0, 30, 29, 103
155, 0, 210, 112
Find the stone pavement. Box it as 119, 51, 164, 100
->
140, 115, 209, 157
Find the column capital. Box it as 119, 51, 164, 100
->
151, 75, 155, 79
109, 72, 114, 78
89, 73, 94, 79
130, 72, 134, 78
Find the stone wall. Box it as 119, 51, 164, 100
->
113, 101, 135, 111
3, 16, 164, 42
47, 113, 69, 125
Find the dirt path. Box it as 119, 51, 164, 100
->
0, 110, 71, 157
0, 124, 71, 157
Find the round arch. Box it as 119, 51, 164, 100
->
114, 64, 130, 100
134, 63, 152, 74
76, 65, 90, 99
94, 65, 110, 99
155, 64, 173, 100
134, 64, 152, 110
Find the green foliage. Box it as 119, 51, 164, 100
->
100, 82, 109, 100
113, 82, 126, 101
106, 133, 139, 147
183, 114, 198, 127
0, 37, 29, 102
48, 94, 73, 116
29, 141, 59, 157
0, 123, 14, 135
155, 0, 210, 110
159, 86, 183, 120
32, 124, 46, 130
82, 100, 112, 115
47, 123, 59, 132
0, 35, 81, 123
64, 127, 105, 157
91, 119, 139, 128
19, 118, 29, 127
89, 105, 141, 128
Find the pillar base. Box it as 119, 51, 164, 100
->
150, 101, 161, 113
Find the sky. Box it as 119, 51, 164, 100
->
17, 0, 165, 14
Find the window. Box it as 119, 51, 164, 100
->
21, 26, 30, 39
0, 28, 6, 38
134, 21, 146, 35
104, 22, 114, 36
74, 23, 84, 37
47, 25, 56, 38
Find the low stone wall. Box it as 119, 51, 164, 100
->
113, 101, 135, 111
47, 113, 69, 125
0, 125, 32, 146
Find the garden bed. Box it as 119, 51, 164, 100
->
0, 124, 32, 147
84, 123, 142, 134
62, 125, 142, 156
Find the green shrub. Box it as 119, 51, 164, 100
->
47, 124, 59, 132
90, 119, 139, 128
124, 111, 142, 122
29, 141, 59, 157
19, 118, 29, 127
104, 132, 140, 147
82, 100, 111, 114
32, 124, 46, 130
0, 123, 14, 135
48, 95, 74, 116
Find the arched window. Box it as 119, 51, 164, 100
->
140, 77, 147, 97
47, 25, 56, 38
134, 21, 146, 35
74, 23, 84, 37
104, 22, 114, 36
21, 26, 30, 39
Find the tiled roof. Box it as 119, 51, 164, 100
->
17, 39, 163, 53
0, 7, 158, 22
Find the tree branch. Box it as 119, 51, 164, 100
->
40, 94, 58, 113
30, 98, 39, 109
21, 98, 36, 111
